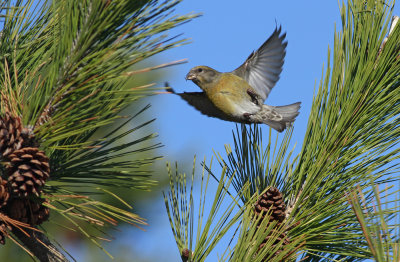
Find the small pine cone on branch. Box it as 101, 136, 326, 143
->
255, 187, 291, 261
0, 177, 10, 208
255, 187, 286, 225
0, 112, 23, 159
7, 198, 50, 226
7, 147, 50, 197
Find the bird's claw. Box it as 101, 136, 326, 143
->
243, 112, 252, 119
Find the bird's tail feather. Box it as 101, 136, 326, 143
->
261, 102, 301, 132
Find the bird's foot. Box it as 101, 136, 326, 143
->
243, 112, 253, 119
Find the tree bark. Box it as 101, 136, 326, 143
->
13, 228, 70, 262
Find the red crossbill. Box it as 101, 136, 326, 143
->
169, 27, 300, 132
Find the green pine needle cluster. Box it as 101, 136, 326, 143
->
348, 184, 400, 262
164, 159, 248, 262
164, 0, 400, 261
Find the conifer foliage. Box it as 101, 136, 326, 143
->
0, 0, 198, 260
164, 0, 400, 261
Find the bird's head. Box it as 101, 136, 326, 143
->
186, 66, 221, 89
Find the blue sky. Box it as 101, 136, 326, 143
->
87, 1, 400, 261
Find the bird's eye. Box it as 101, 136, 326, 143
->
197, 68, 203, 73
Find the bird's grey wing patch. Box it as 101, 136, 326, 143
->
231, 27, 287, 102
175, 91, 235, 121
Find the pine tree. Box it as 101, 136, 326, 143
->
164, 0, 400, 261
0, 0, 198, 261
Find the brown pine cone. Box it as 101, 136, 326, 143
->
7, 147, 50, 197
255, 187, 286, 225
0, 177, 10, 207
255, 187, 291, 261
7, 198, 50, 226
0, 112, 23, 159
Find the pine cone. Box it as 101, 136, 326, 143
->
0, 112, 23, 159
7, 147, 50, 197
255, 187, 286, 225
7, 198, 50, 226
255, 187, 290, 261
0, 177, 10, 207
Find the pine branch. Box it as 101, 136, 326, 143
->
216, 124, 297, 204
289, 1, 400, 258
12, 228, 69, 262
226, 200, 306, 262
347, 184, 400, 262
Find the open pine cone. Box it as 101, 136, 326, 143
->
0, 112, 23, 159
7, 147, 50, 197
255, 187, 286, 225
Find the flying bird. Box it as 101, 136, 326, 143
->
168, 27, 300, 132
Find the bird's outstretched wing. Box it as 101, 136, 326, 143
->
231, 27, 287, 102
167, 86, 235, 121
